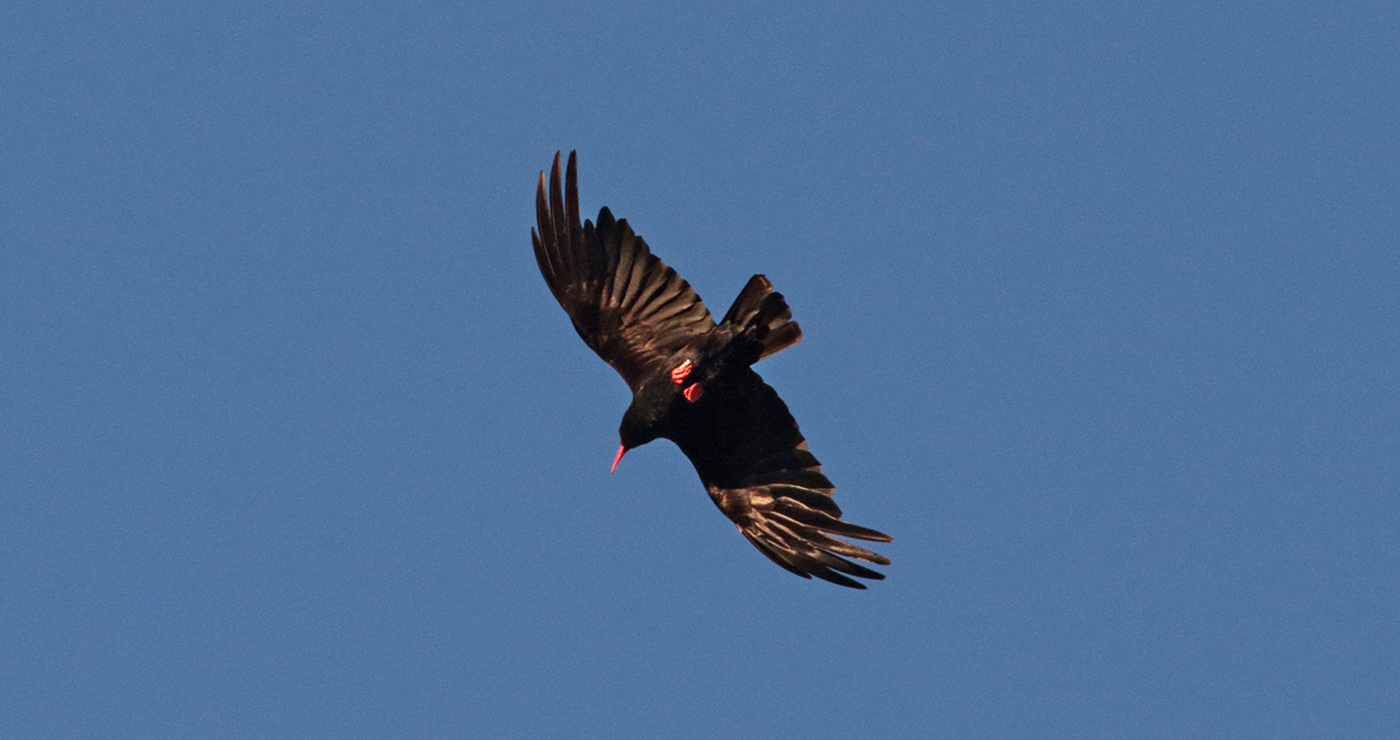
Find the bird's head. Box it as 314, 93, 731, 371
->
611, 380, 683, 473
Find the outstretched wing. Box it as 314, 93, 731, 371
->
531, 151, 716, 391
673, 369, 892, 589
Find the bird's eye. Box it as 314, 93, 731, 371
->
683, 383, 704, 402
670, 359, 693, 385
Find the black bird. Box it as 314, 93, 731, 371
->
531, 151, 892, 588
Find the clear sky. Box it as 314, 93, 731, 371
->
3, 2, 1397, 738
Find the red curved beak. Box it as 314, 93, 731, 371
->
610, 444, 629, 475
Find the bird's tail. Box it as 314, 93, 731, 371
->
720, 275, 803, 362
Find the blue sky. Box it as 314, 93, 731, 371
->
3, 2, 1397, 737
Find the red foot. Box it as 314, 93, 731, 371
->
670, 359, 692, 385
683, 383, 704, 402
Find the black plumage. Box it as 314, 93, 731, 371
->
531, 151, 891, 588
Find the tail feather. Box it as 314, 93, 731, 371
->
760, 322, 802, 359
721, 274, 803, 361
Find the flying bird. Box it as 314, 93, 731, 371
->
531, 151, 891, 588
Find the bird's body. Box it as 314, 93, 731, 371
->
531, 151, 891, 588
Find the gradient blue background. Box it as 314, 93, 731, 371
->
3, 2, 1397, 737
